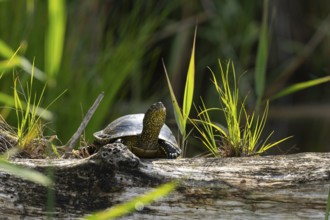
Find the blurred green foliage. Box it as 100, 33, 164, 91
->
85, 181, 178, 220
1, 0, 330, 153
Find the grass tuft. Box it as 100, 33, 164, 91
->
194, 60, 291, 157
13, 60, 46, 149
12, 60, 66, 156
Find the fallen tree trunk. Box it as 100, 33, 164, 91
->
1, 143, 330, 219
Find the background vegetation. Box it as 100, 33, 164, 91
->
1, 0, 330, 156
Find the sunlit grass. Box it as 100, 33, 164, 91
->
13, 60, 46, 149
191, 100, 226, 157
12, 60, 66, 155
0, 42, 49, 119
164, 28, 196, 156
194, 60, 291, 157
0, 39, 47, 81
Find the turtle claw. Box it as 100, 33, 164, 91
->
159, 140, 181, 159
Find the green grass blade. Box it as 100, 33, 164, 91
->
13, 77, 24, 139
163, 60, 185, 135
85, 181, 178, 220
270, 75, 330, 101
0, 39, 46, 81
258, 135, 293, 154
45, 0, 66, 79
194, 118, 228, 138
255, 0, 269, 106
51, 144, 61, 159
191, 120, 218, 157
0, 39, 15, 58
0, 58, 20, 71
19, 57, 47, 81
0, 159, 53, 187
0, 92, 54, 121
182, 28, 196, 121
248, 102, 269, 152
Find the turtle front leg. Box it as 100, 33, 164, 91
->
159, 140, 181, 159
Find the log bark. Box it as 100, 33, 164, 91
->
1, 143, 330, 219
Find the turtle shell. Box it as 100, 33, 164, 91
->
93, 114, 179, 149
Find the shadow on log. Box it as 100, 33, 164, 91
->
1, 143, 330, 219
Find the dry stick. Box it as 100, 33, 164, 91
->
65, 92, 104, 151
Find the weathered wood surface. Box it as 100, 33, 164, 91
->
1, 143, 330, 219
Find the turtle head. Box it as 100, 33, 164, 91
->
143, 102, 166, 130
141, 102, 166, 148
